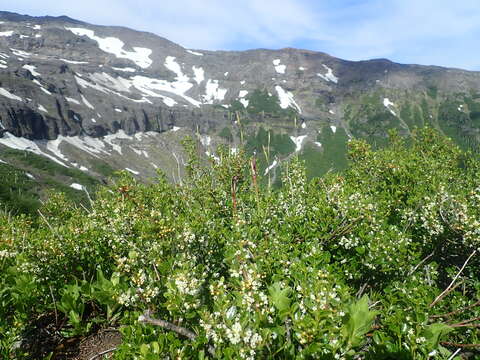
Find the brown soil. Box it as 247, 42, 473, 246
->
16, 313, 122, 360
57, 329, 122, 360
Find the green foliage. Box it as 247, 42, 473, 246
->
0, 163, 41, 215
341, 296, 378, 350
218, 126, 234, 143
1, 128, 479, 359
0, 149, 102, 215
300, 125, 349, 178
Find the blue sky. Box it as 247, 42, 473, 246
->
3, 0, 480, 70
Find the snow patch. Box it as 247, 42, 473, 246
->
60, 58, 88, 64
192, 66, 205, 84
383, 98, 397, 116
23, 64, 40, 77
11, 48, 31, 57
66, 28, 153, 68
0, 31, 13, 37
299, 66, 305, 71
66, 97, 81, 105
112, 66, 136, 72
314, 141, 322, 148
290, 135, 307, 152
0, 132, 67, 166
32, 79, 52, 95
330, 125, 337, 133
125, 167, 139, 175
200, 135, 211, 147
131, 74, 200, 106
203, 79, 227, 104
186, 50, 203, 56
70, 183, 86, 191
0, 88, 22, 101
39, 87, 52, 96
165, 56, 188, 82
239, 98, 249, 108
114, 108, 122, 112
26, 172, 35, 179
171, 126, 181, 132
317, 64, 338, 83
38, 104, 48, 113
264, 159, 277, 176
81, 94, 94, 109
275, 85, 301, 113
162, 97, 177, 107
273, 59, 286, 74
104, 130, 132, 154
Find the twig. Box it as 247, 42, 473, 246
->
356, 283, 368, 298
38, 210, 62, 240
138, 310, 215, 356
447, 348, 461, 360
88, 347, 117, 360
231, 175, 238, 218
49, 285, 58, 327
408, 251, 434, 276
431, 299, 480, 318
430, 250, 476, 308
369, 301, 381, 309
449, 316, 480, 327
449, 323, 480, 328
441, 341, 480, 348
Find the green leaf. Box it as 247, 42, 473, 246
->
268, 282, 293, 319
341, 295, 378, 349
422, 323, 452, 350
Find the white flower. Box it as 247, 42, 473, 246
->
226, 306, 237, 319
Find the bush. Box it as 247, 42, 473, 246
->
0, 128, 479, 359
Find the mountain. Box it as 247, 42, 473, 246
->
0, 10, 479, 203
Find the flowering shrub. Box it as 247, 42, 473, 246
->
0, 128, 479, 359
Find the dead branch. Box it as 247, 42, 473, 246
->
356, 283, 368, 298
449, 316, 480, 326
138, 310, 215, 356
440, 341, 480, 348
408, 251, 434, 276
429, 250, 476, 308
431, 299, 480, 319
88, 347, 117, 360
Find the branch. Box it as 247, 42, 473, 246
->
430, 250, 476, 308
138, 310, 215, 356
408, 251, 434, 276
449, 316, 480, 327
431, 299, 480, 319
88, 347, 117, 360
441, 341, 480, 348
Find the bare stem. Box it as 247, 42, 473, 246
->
138, 310, 215, 356
430, 250, 476, 308
88, 347, 117, 360
408, 251, 434, 276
